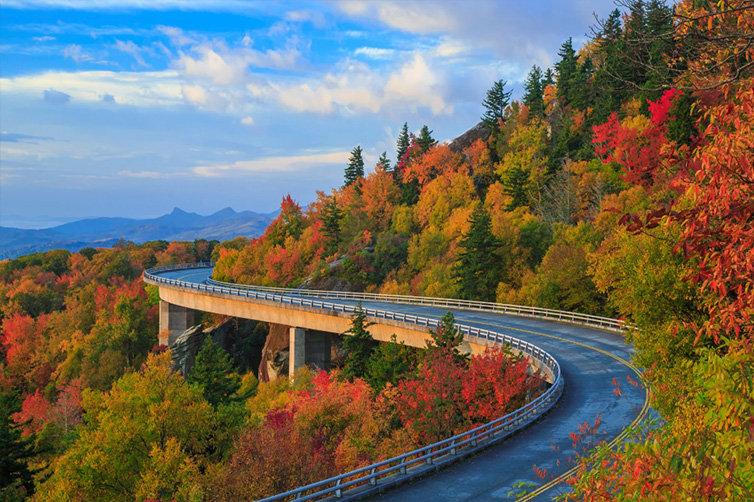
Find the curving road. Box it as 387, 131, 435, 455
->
151, 267, 648, 501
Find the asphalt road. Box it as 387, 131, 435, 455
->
154, 267, 648, 501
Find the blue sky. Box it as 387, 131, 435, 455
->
0, 0, 608, 228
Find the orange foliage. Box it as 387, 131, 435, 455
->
402, 143, 465, 187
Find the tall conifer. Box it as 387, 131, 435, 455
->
344, 146, 365, 187
453, 203, 500, 301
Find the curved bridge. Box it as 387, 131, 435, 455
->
144, 264, 648, 501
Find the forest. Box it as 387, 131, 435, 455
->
2, 0, 753, 500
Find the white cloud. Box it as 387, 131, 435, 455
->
1, 70, 184, 107
114, 39, 151, 67
174, 40, 302, 85
240, 116, 254, 126
385, 54, 449, 114
182, 84, 207, 105
284, 10, 328, 29
62, 44, 94, 63
193, 151, 350, 177
338, 1, 456, 34
354, 47, 396, 60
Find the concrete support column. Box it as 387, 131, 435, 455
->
159, 301, 195, 347
305, 331, 331, 371
289, 327, 306, 378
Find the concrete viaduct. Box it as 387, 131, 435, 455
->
144, 264, 648, 501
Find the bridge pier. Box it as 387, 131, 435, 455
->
289, 327, 331, 378
159, 301, 195, 347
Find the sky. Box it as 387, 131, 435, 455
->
0, 0, 609, 229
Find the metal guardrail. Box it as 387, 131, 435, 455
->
143, 263, 568, 501
205, 277, 626, 334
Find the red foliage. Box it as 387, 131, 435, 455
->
394, 352, 467, 445
592, 89, 683, 191
462, 349, 540, 426
14, 389, 51, 435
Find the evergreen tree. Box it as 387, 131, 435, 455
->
396, 122, 410, 164
416, 125, 436, 153
453, 203, 501, 301
321, 198, 343, 256
366, 334, 417, 391
542, 68, 555, 89
377, 152, 391, 172
555, 37, 579, 108
340, 302, 377, 381
344, 146, 365, 187
481, 79, 513, 129
0, 393, 35, 497
425, 312, 467, 363
523, 65, 545, 116
503, 167, 531, 210
188, 338, 241, 408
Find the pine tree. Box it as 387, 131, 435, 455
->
340, 302, 376, 381
542, 68, 555, 89
366, 334, 417, 391
416, 125, 436, 152
453, 203, 501, 301
425, 312, 467, 363
377, 151, 391, 172
555, 38, 579, 108
481, 79, 513, 129
523, 65, 545, 116
321, 198, 343, 256
0, 393, 36, 497
396, 122, 410, 164
344, 146, 365, 187
188, 338, 241, 408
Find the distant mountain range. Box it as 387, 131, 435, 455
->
0, 207, 277, 260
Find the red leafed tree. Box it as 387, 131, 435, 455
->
592, 89, 684, 192
673, 84, 754, 344
14, 389, 51, 435
462, 348, 541, 426
393, 352, 467, 445
13, 379, 83, 435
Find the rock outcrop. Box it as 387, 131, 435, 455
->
258, 322, 290, 382
448, 121, 491, 153
170, 318, 266, 377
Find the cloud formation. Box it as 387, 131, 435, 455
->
43, 89, 71, 104
193, 151, 351, 177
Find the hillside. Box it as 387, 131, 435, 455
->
1, 1, 752, 501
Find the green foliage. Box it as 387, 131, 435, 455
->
344, 145, 365, 187
35, 352, 214, 502
425, 312, 467, 362
189, 338, 242, 409
340, 303, 377, 381
321, 198, 343, 256
523, 65, 544, 116
481, 79, 512, 129
0, 392, 35, 497
366, 335, 418, 391
396, 122, 410, 164
416, 125, 436, 153
453, 203, 500, 301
